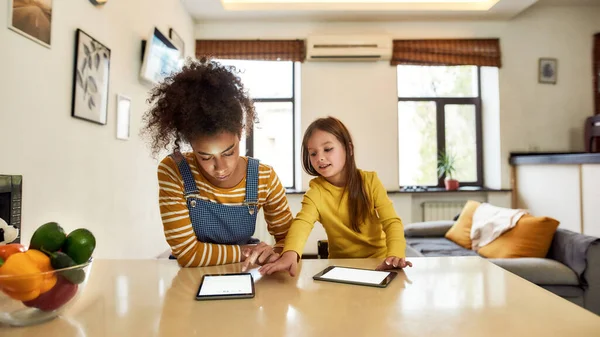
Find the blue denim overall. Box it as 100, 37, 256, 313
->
172, 153, 259, 245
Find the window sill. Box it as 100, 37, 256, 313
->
286, 187, 511, 195
395, 186, 511, 194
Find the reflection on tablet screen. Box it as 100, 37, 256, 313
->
320, 267, 390, 285
198, 274, 253, 296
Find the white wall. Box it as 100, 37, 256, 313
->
196, 4, 600, 190
0, 1, 194, 259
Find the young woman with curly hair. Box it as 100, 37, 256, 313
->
142, 58, 292, 269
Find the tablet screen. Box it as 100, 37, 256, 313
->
198, 274, 253, 296
320, 266, 391, 285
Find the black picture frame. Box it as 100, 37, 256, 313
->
169, 27, 185, 58
71, 29, 111, 125
538, 58, 558, 85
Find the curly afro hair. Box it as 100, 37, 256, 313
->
142, 58, 256, 156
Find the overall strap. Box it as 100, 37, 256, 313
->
170, 152, 199, 196
244, 158, 260, 204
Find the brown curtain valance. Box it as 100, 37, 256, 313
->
391, 38, 502, 67
195, 39, 306, 62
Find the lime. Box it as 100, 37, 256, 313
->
48, 251, 86, 284
63, 228, 96, 264
29, 222, 66, 252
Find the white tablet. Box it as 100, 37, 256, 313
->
196, 273, 255, 300
313, 266, 397, 288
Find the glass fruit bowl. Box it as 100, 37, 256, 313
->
0, 259, 93, 327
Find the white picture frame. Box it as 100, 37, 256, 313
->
116, 95, 131, 140
8, 0, 53, 48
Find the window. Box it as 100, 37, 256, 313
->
217, 60, 297, 189
397, 65, 483, 188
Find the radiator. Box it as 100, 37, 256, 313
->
421, 201, 466, 222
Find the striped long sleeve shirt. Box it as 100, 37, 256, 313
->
158, 153, 293, 267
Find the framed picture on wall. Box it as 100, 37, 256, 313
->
116, 94, 131, 140
8, 0, 53, 48
71, 29, 111, 125
169, 28, 185, 58
538, 58, 558, 85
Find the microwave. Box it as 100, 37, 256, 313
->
0, 175, 22, 243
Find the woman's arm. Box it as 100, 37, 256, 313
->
369, 172, 407, 258
158, 157, 242, 267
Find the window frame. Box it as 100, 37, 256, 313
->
244, 62, 297, 190
397, 66, 484, 188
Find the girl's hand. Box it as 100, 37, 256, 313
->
258, 251, 299, 276
375, 256, 413, 271
241, 242, 280, 271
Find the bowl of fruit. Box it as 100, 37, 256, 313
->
0, 222, 96, 327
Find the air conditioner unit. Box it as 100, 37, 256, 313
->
306, 35, 392, 62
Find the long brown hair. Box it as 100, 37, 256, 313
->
302, 117, 371, 232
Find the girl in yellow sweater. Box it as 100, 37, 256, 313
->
260, 117, 412, 276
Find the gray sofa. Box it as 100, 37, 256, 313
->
404, 220, 600, 315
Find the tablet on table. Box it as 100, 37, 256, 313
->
313, 266, 397, 288
196, 273, 255, 300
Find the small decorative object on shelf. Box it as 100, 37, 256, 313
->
438, 151, 460, 191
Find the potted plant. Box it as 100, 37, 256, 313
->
437, 151, 460, 191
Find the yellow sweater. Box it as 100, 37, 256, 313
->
283, 170, 406, 259
158, 153, 293, 267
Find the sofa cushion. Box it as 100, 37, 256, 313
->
444, 200, 480, 249
541, 285, 584, 300
488, 258, 579, 286
404, 220, 454, 238
406, 237, 479, 257
478, 215, 559, 258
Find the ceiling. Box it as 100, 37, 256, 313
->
182, 0, 599, 22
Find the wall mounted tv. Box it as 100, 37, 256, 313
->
140, 28, 183, 85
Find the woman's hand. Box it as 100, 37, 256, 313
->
258, 251, 299, 277
375, 256, 413, 271
241, 242, 280, 271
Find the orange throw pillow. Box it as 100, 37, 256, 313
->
477, 215, 560, 258
445, 200, 481, 249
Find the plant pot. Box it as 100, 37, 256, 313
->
444, 179, 460, 191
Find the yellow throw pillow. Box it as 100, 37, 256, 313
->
477, 215, 560, 258
445, 200, 481, 249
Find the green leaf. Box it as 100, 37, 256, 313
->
88, 56, 92, 70
88, 97, 96, 110
81, 58, 87, 72
95, 54, 100, 70
83, 44, 90, 56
